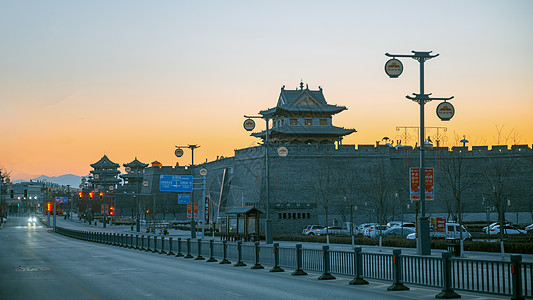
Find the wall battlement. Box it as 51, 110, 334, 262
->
233, 144, 533, 159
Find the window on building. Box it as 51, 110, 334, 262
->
305, 119, 312, 125
288, 213, 291, 219
307, 213, 311, 218
319, 119, 327, 125
290, 119, 298, 125
278, 213, 282, 219
292, 213, 296, 219
283, 213, 286, 219
297, 213, 301, 219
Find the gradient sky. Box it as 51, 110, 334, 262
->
1, 0, 532, 180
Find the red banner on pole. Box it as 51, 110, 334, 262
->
187, 202, 192, 218
194, 202, 198, 219
409, 167, 434, 201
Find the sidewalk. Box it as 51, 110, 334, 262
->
47, 213, 533, 262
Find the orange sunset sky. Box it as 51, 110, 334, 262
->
1, 1, 532, 180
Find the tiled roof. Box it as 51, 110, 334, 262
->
123, 157, 149, 168
90, 155, 119, 169
251, 125, 356, 138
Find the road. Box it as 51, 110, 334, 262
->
1, 216, 509, 300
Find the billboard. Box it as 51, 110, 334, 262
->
160, 175, 193, 192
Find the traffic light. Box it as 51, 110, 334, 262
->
46, 202, 52, 212
78, 192, 83, 199
146, 209, 149, 214
110, 206, 114, 216
99, 192, 104, 200
89, 192, 94, 199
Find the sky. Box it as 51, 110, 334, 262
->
1, 0, 532, 180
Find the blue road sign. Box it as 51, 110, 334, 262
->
55, 197, 69, 203
160, 175, 193, 192
177, 194, 191, 204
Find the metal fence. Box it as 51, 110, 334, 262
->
54, 226, 532, 299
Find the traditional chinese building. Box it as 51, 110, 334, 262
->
120, 157, 148, 193
251, 82, 356, 145
89, 155, 121, 191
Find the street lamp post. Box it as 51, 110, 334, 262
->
385, 51, 454, 255
243, 115, 273, 244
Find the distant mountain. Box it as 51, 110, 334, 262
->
30, 174, 84, 187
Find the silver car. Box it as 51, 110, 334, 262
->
301, 225, 326, 236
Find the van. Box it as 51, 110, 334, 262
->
407, 222, 471, 240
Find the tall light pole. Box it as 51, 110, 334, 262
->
385, 50, 454, 255
243, 115, 273, 244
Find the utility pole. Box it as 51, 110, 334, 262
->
385, 50, 454, 255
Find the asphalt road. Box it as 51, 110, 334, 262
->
1, 216, 509, 300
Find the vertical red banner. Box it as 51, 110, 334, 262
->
194, 202, 198, 218
409, 167, 434, 201
187, 202, 192, 218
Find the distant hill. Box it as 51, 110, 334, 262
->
29, 174, 84, 187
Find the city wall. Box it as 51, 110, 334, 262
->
198, 144, 533, 234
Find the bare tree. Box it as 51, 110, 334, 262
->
479, 143, 515, 242
363, 159, 393, 226
332, 166, 361, 241
0, 168, 12, 220
308, 157, 334, 241
438, 147, 477, 255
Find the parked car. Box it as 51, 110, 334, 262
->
358, 223, 378, 234
526, 224, 533, 233
487, 224, 526, 235
387, 221, 416, 228
382, 227, 416, 237
316, 226, 349, 236
482, 222, 511, 234
301, 225, 326, 236
406, 223, 471, 240
364, 225, 389, 238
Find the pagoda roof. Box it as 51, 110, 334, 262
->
251, 125, 356, 138
123, 157, 149, 168
90, 155, 119, 169
259, 84, 347, 117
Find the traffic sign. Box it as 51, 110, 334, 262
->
178, 194, 191, 204
55, 197, 69, 203
160, 175, 193, 192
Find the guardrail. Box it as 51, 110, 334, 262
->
54, 226, 531, 299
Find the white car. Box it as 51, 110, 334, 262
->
482, 222, 510, 234
488, 224, 526, 235
28, 216, 37, 224
358, 223, 378, 234
316, 226, 349, 236
364, 225, 389, 238
526, 224, 533, 233
406, 223, 471, 240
